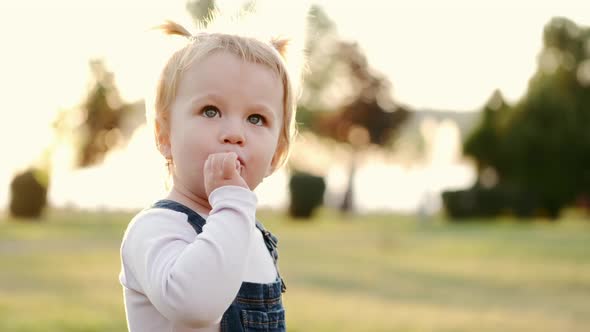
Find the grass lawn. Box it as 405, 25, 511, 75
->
0, 207, 588, 331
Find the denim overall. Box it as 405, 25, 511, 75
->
151, 200, 287, 332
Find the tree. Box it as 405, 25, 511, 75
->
186, 0, 216, 26
54, 60, 141, 168
463, 90, 510, 183
299, 5, 410, 213
460, 17, 590, 219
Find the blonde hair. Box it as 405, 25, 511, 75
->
150, 20, 298, 173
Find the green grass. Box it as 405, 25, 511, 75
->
0, 208, 589, 331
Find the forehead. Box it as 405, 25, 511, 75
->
176, 51, 284, 111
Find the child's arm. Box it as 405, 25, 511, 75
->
121, 154, 256, 328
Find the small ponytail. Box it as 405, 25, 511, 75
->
270, 36, 290, 59
153, 20, 193, 40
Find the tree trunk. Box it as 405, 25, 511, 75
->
340, 152, 357, 213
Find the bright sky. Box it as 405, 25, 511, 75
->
318, 0, 590, 111
0, 0, 589, 210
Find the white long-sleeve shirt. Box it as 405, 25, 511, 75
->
119, 186, 278, 332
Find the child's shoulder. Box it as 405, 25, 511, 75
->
121, 204, 194, 245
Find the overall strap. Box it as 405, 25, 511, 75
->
151, 199, 206, 234
255, 221, 287, 293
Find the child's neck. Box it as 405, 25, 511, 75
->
166, 185, 212, 216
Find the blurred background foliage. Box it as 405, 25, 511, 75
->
7, 2, 590, 221
454, 17, 590, 220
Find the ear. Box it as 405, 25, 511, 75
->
266, 139, 286, 177
155, 121, 172, 160
265, 153, 277, 177
265, 162, 275, 177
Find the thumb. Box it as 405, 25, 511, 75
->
222, 153, 238, 179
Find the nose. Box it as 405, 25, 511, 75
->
220, 119, 245, 146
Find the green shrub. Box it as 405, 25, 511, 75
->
442, 184, 547, 220
288, 172, 326, 219
9, 168, 49, 219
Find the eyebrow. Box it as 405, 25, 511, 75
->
187, 93, 225, 109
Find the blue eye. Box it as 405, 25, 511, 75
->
202, 105, 220, 118
248, 114, 265, 126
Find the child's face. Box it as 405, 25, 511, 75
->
162, 51, 284, 199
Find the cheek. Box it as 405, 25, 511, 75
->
262, 139, 281, 170
248, 132, 278, 167
170, 132, 207, 174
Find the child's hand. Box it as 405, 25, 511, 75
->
204, 152, 249, 197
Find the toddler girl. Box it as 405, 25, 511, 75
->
119, 19, 298, 332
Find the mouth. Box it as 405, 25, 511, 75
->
221, 151, 245, 172
230, 154, 245, 174
236, 157, 245, 176
236, 156, 245, 167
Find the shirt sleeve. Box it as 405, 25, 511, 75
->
121, 186, 257, 328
